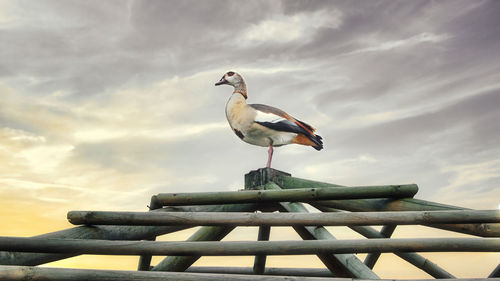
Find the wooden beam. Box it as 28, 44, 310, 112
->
1, 236, 499, 256
0, 265, 343, 281
489, 263, 500, 277
67, 209, 500, 226
151, 202, 261, 272
152, 226, 235, 272
0, 203, 257, 266
253, 225, 271, 274
273, 174, 500, 237
259, 181, 378, 279
187, 266, 334, 277
137, 196, 162, 271
363, 225, 396, 269
312, 204, 455, 279
153, 184, 418, 206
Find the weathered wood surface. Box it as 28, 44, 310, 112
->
308, 204, 455, 278
0, 265, 344, 281
253, 225, 271, 274
0, 203, 257, 266
490, 263, 500, 277
67, 209, 500, 226
151, 226, 235, 272
1, 236, 499, 256
151, 203, 262, 272
268, 173, 500, 237
187, 266, 334, 277
264, 181, 378, 278
154, 184, 418, 206
137, 196, 162, 271
363, 225, 396, 269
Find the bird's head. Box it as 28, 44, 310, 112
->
215, 71, 244, 88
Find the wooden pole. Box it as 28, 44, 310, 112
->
151, 203, 261, 272
0, 265, 342, 281
249, 178, 378, 278
490, 263, 500, 277
272, 174, 500, 237
0, 203, 257, 267
253, 225, 271, 274
312, 204, 455, 279
67, 209, 500, 226
187, 266, 334, 277
153, 184, 418, 206
137, 196, 162, 271
363, 225, 396, 269
1, 236, 498, 256
152, 226, 235, 272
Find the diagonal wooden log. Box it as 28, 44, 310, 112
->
151, 203, 261, 272
312, 204, 455, 278
490, 263, 500, 277
270, 172, 500, 237
0, 204, 256, 266
363, 225, 396, 269
264, 182, 380, 279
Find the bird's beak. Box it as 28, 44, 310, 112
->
215, 77, 228, 86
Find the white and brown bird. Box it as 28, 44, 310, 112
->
215, 71, 323, 168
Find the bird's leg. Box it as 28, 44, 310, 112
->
266, 145, 274, 168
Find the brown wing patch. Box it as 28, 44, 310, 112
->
292, 133, 316, 147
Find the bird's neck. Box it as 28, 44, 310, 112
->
233, 82, 247, 99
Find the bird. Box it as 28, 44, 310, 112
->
215, 71, 323, 168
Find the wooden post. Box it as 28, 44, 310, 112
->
67, 209, 500, 226
137, 196, 162, 271
274, 174, 500, 237
245, 168, 291, 190
363, 225, 396, 269
253, 225, 271, 274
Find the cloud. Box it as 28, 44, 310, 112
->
1, 0, 500, 277
241, 9, 342, 44
348, 32, 451, 55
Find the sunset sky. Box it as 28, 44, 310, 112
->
0, 0, 499, 278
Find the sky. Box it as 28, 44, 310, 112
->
0, 0, 499, 278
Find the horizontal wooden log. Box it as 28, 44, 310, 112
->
0, 265, 339, 281
0, 203, 257, 266
154, 184, 418, 206
67, 209, 500, 226
311, 204, 455, 279
0, 236, 498, 256
272, 174, 500, 237
187, 266, 333, 277
260, 177, 377, 278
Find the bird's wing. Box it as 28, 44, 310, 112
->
249, 104, 315, 135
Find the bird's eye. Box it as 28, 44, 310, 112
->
227, 71, 235, 76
